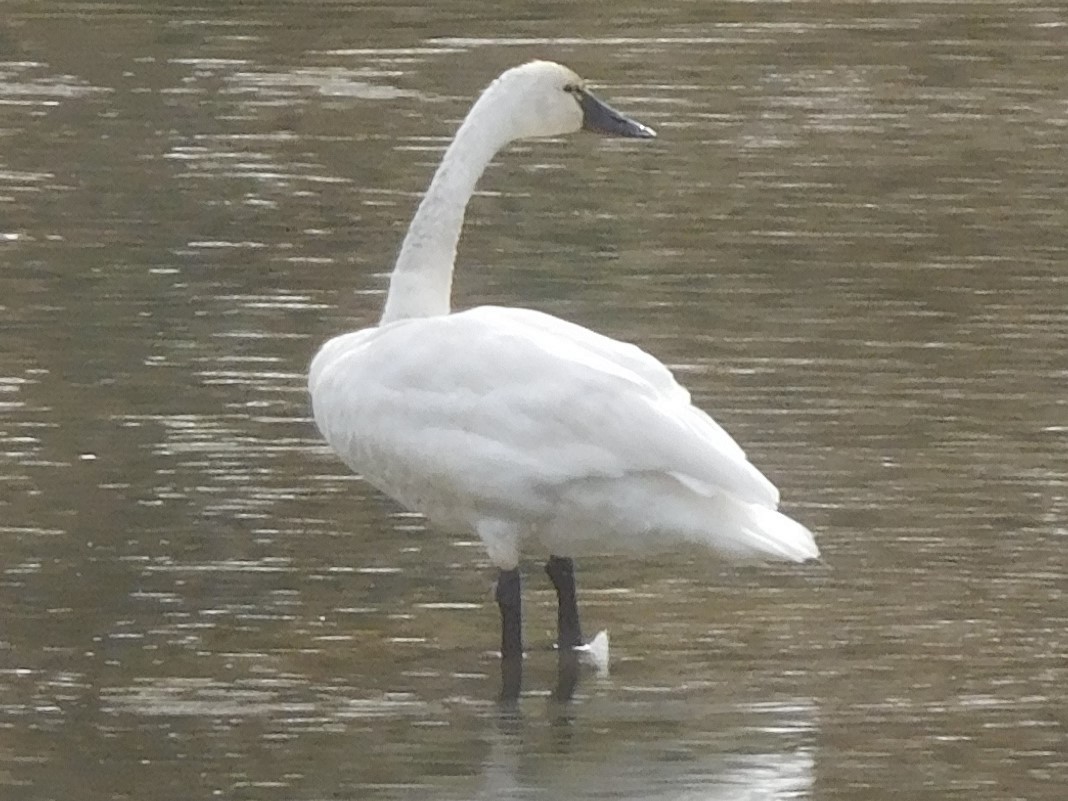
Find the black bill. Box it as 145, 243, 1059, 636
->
578, 89, 656, 138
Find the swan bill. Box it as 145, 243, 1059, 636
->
577, 89, 657, 139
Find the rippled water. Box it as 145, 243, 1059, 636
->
1, 2, 1065, 799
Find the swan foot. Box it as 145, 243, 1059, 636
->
575, 629, 610, 675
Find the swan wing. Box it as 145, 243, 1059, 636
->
309, 308, 779, 520
459, 307, 777, 503
465, 306, 691, 404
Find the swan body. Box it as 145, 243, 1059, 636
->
309, 61, 818, 660
310, 305, 815, 567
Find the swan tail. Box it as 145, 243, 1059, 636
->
549, 474, 818, 564
690, 495, 820, 564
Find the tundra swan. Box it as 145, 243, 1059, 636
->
309, 61, 819, 662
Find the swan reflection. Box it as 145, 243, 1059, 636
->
499, 640, 594, 705
485, 693, 816, 801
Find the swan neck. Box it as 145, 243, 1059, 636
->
380, 93, 515, 324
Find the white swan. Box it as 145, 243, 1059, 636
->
309, 61, 819, 662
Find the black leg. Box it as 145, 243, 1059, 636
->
545, 555, 583, 650
499, 652, 523, 705
553, 647, 581, 703
495, 567, 523, 659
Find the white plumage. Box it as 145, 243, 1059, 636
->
311, 305, 816, 566
309, 61, 818, 658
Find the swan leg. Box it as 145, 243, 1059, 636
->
495, 567, 523, 659
499, 652, 523, 704
553, 648, 581, 703
545, 555, 584, 650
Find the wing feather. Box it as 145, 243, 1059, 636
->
309, 306, 780, 517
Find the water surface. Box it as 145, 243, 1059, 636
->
0, 1, 1065, 799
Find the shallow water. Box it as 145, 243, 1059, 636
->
1, 1, 1065, 799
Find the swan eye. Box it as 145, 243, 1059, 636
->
563, 83, 581, 95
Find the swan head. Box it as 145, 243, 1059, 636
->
484, 61, 656, 142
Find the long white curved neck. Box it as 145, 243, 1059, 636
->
380, 82, 519, 325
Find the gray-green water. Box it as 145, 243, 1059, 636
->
1, 2, 1065, 799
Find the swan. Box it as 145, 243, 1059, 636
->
309, 61, 819, 662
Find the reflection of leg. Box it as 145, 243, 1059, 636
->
553, 647, 581, 703
545, 555, 583, 649
495, 568, 523, 659
499, 653, 522, 705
